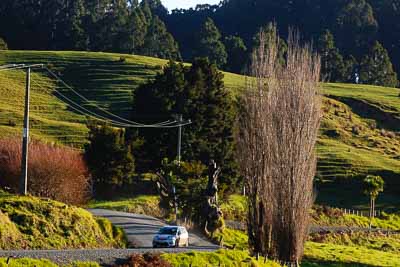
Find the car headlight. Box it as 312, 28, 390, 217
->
168, 236, 176, 240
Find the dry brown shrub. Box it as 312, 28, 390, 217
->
238, 24, 321, 266
0, 138, 90, 204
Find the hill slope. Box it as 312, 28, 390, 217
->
0, 50, 399, 210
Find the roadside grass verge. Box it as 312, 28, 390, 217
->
312, 210, 400, 230
309, 232, 400, 253
0, 191, 127, 249
208, 228, 400, 266
87, 195, 165, 218
211, 228, 248, 250
162, 249, 281, 267
304, 242, 400, 266
220, 194, 247, 222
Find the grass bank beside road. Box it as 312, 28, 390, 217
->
0, 191, 127, 249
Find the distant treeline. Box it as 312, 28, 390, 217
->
0, 0, 399, 86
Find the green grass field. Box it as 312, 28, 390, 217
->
0, 50, 399, 210
202, 228, 400, 267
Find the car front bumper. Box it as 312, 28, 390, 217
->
153, 240, 176, 247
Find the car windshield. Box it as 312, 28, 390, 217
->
158, 228, 177, 235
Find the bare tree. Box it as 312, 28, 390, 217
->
237, 25, 322, 266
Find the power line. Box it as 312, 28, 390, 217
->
44, 67, 180, 127
3, 68, 189, 128
31, 77, 192, 129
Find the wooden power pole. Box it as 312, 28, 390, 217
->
20, 67, 31, 195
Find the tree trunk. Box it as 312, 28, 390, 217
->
369, 197, 373, 229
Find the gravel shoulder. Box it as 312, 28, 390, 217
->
0, 247, 218, 266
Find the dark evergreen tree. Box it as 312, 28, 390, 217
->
371, 0, 400, 88
335, 0, 378, 58
130, 7, 148, 53
195, 18, 227, 68
318, 30, 346, 82
139, 16, 181, 60
343, 55, 359, 83
132, 58, 238, 191
224, 35, 247, 73
84, 122, 135, 198
359, 41, 398, 87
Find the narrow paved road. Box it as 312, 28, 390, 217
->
0, 209, 218, 266
88, 209, 217, 248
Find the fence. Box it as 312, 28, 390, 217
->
336, 207, 381, 218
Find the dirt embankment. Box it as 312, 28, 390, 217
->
329, 96, 400, 132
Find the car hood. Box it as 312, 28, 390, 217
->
154, 234, 175, 240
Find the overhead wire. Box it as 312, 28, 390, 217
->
31, 79, 133, 128
1, 64, 192, 129
30, 77, 192, 128
44, 67, 180, 127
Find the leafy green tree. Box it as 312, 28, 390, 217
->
318, 30, 346, 82
224, 35, 247, 73
363, 175, 384, 228
132, 58, 237, 191
359, 41, 398, 87
84, 122, 135, 199
195, 18, 227, 68
156, 159, 207, 221
0, 37, 7, 50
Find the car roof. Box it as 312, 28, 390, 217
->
161, 226, 185, 229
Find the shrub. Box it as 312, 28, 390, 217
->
116, 253, 172, 267
84, 122, 135, 199
0, 138, 90, 205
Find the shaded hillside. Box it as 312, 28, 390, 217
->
0, 50, 399, 209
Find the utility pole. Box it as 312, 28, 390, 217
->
0, 63, 43, 195
173, 186, 178, 221
20, 67, 31, 195
177, 114, 183, 165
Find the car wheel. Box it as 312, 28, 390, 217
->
175, 239, 180, 248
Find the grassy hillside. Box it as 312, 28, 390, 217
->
0, 50, 399, 209
0, 191, 126, 249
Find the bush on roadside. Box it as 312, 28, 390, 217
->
0, 138, 90, 205
115, 253, 172, 267
84, 122, 135, 199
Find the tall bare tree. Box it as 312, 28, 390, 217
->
237, 25, 322, 266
